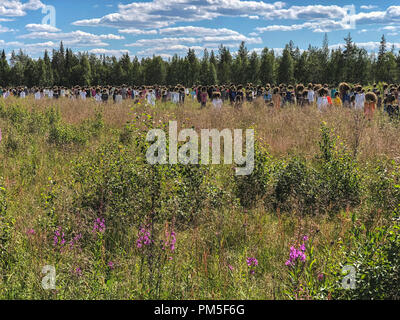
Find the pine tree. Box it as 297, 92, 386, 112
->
248, 51, 260, 84
186, 49, 199, 86
199, 49, 210, 85
217, 45, 232, 85
259, 48, 275, 85
0, 50, 10, 87
237, 42, 249, 83
278, 45, 294, 84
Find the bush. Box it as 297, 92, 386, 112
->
234, 140, 271, 209
326, 215, 400, 299
315, 123, 361, 214
272, 157, 319, 215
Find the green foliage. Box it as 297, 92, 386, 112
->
327, 216, 400, 299
271, 123, 361, 215
0, 180, 13, 271
364, 161, 400, 214
272, 157, 319, 214
315, 123, 361, 213
1, 34, 399, 87
234, 140, 271, 208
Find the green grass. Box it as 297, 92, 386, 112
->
0, 97, 399, 300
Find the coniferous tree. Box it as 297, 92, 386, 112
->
259, 48, 275, 85
0, 50, 10, 86
278, 45, 294, 84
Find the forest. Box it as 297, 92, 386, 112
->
0, 33, 399, 88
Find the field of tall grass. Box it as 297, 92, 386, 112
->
1, 97, 400, 300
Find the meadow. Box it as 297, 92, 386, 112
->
1, 96, 400, 300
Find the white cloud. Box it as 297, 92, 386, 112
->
159, 26, 240, 37
118, 28, 158, 35
71, 1, 349, 30
0, 0, 44, 17
17, 30, 125, 47
137, 44, 204, 56
256, 19, 351, 33
0, 24, 13, 32
25, 23, 60, 32
360, 5, 378, 10
353, 6, 400, 25
88, 48, 131, 57
126, 34, 261, 48
329, 41, 400, 52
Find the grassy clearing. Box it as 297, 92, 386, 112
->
0, 97, 399, 300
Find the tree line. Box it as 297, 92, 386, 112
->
0, 33, 399, 88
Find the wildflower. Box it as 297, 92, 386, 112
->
246, 257, 258, 267
74, 267, 82, 276
108, 261, 114, 269
26, 228, 35, 236
92, 218, 106, 234
246, 257, 258, 275
69, 233, 82, 250
228, 265, 234, 271
166, 231, 176, 252
53, 226, 66, 248
318, 273, 324, 282
303, 235, 309, 242
285, 238, 308, 267
136, 225, 152, 249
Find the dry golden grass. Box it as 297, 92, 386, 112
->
0, 95, 396, 299
4, 96, 400, 163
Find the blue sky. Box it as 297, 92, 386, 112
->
0, 0, 399, 59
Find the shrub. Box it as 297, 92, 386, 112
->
326, 215, 400, 299
315, 123, 361, 214
272, 157, 319, 215
234, 140, 271, 209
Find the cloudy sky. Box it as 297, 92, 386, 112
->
0, 0, 399, 59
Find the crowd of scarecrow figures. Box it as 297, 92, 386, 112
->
1, 82, 399, 120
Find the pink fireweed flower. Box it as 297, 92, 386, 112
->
26, 228, 35, 236
53, 226, 66, 247
108, 261, 114, 269
164, 230, 176, 253
69, 233, 82, 250
246, 257, 258, 267
74, 267, 82, 276
228, 265, 234, 271
136, 225, 152, 249
92, 218, 106, 234
247, 257, 258, 275
285, 237, 308, 267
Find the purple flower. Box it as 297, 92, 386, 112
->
108, 261, 114, 269
136, 225, 152, 249
246, 257, 258, 267
92, 218, 106, 234
303, 235, 309, 242
285, 243, 307, 267
318, 273, 324, 282
53, 226, 66, 249
228, 265, 234, 271
26, 228, 35, 236
74, 267, 82, 276
69, 233, 82, 250
246, 257, 258, 274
